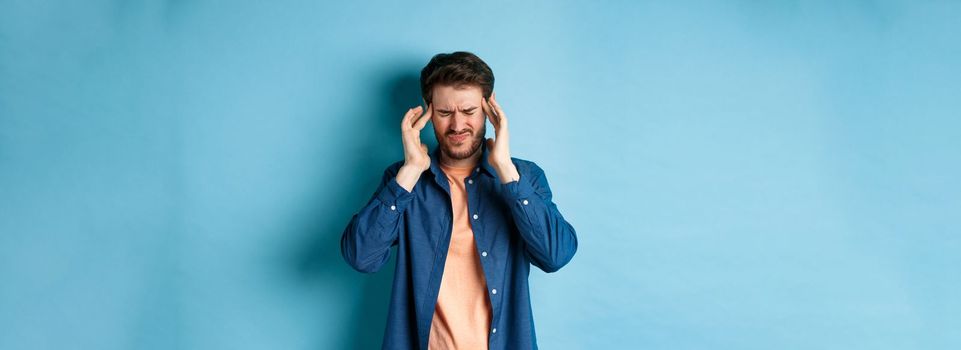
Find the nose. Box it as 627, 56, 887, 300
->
450, 113, 470, 132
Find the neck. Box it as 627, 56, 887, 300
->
439, 147, 482, 169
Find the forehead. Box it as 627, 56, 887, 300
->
432, 84, 483, 108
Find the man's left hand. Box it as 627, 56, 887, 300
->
484, 92, 521, 184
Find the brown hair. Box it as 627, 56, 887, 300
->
420, 51, 494, 105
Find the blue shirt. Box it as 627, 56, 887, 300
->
341, 143, 578, 350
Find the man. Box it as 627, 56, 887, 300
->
341, 51, 577, 350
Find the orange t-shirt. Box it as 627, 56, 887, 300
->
428, 163, 492, 350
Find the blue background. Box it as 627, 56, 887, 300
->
2, 1, 959, 349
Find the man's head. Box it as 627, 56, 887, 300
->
420, 52, 494, 161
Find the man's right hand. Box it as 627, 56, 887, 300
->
395, 104, 432, 192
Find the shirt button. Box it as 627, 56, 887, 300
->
473, 214, 479, 220
468, 179, 473, 184
492, 328, 497, 334
491, 288, 497, 295
481, 251, 488, 257
390, 205, 396, 211
522, 199, 529, 205
476, 168, 480, 173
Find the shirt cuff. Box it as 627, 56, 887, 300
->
377, 177, 415, 213
499, 172, 536, 203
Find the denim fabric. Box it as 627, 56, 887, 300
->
341, 143, 577, 349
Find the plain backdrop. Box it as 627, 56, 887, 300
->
1, 1, 959, 349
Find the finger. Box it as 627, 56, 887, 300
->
402, 108, 414, 125
489, 93, 506, 121
414, 103, 432, 130
486, 138, 494, 150
402, 106, 422, 128
490, 93, 510, 139
483, 98, 498, 128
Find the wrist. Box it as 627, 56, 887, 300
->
495, 163, 520, 184
395, 165, 422, 192
491, 158, 514, 171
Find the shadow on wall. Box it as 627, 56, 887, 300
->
289, 62, 426, 349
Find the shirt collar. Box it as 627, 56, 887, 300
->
429, 141, 497, 180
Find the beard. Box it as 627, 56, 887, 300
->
436, 123, 486, 161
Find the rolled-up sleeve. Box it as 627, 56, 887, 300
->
341, 164, 414, 273
499, 161, 578, 273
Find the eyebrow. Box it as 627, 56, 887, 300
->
437, 106, 477, 113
